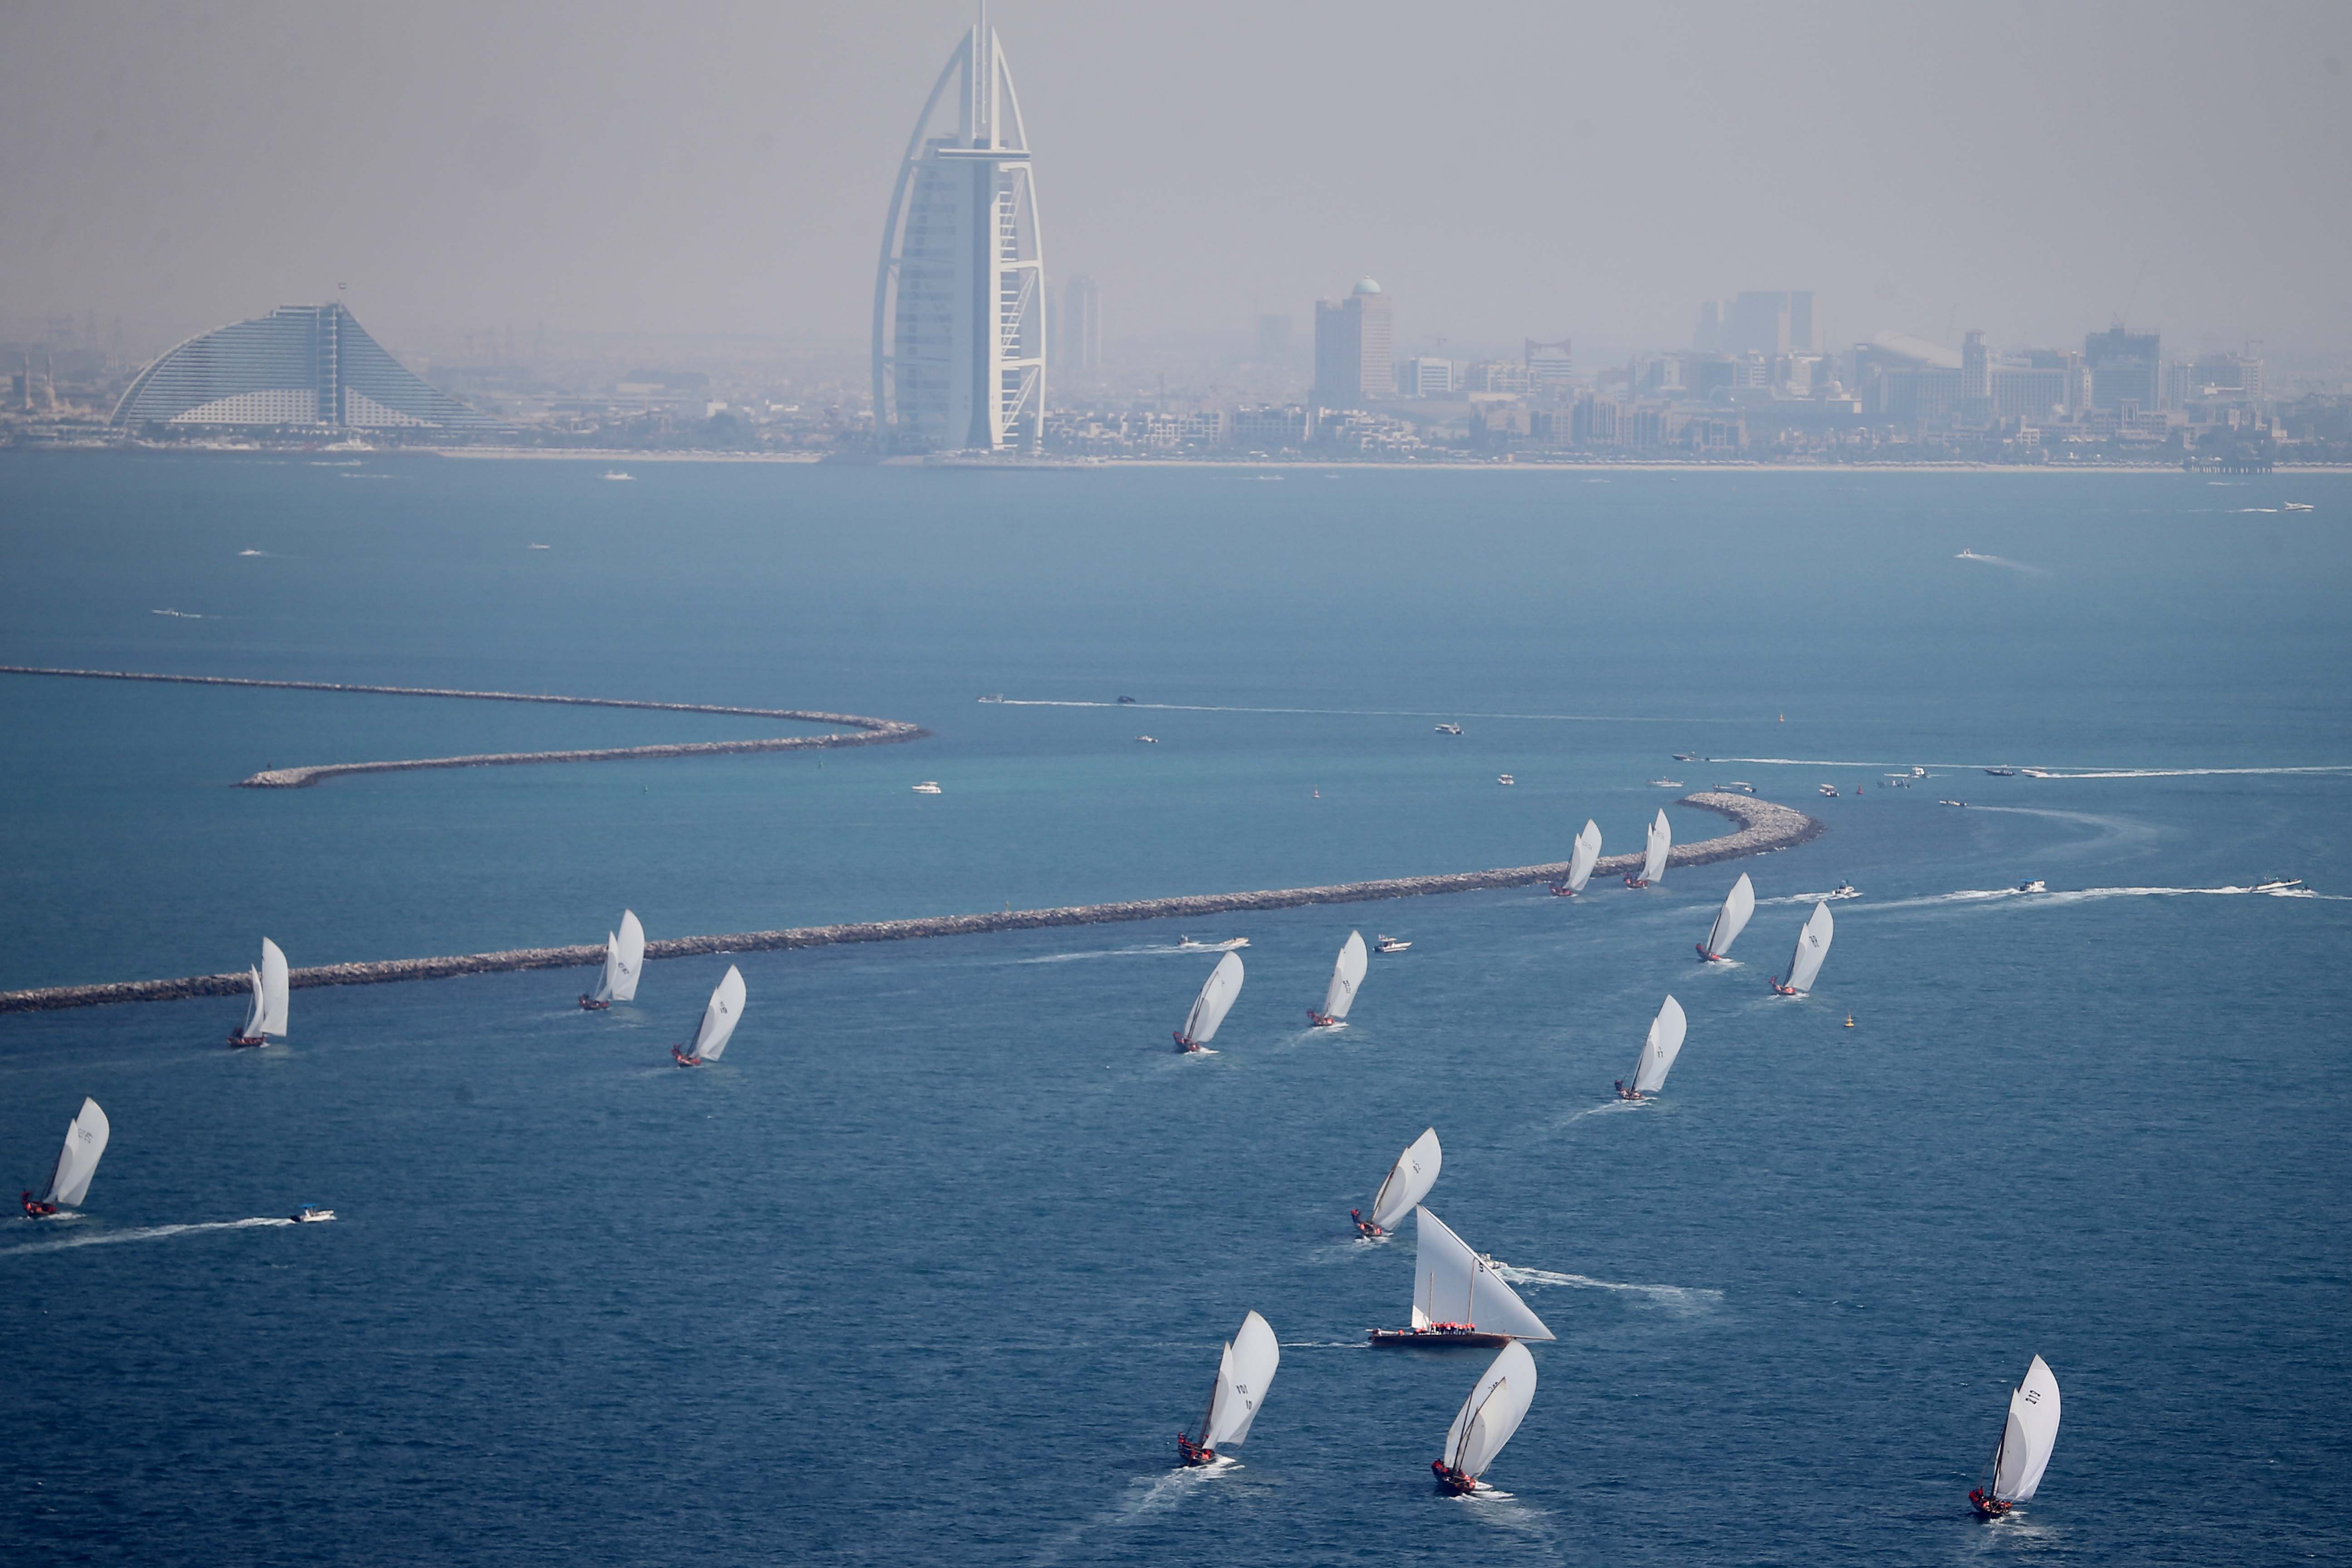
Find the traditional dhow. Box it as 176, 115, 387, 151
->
671, 965, 746, 1066
1309, 931, 1368, 1028
1174, 951, 1244, 1053
21, 1098, 109, 1219
1354, 1127, 1441, 1239
1624, 808, 1670, 888
1970, 1355, 2062, 1519
227, 938, 289, 1047
1371, 1207, 1555, 1347
1432, 1341, 1538, 1496
581, 909, 645, 1010
1550, 819, 1602, 896
1175, 1310, 1280, 1467
1770, 900, 1836, 996
1615, 995, 1687, 1102
1696, 873, 1755, 961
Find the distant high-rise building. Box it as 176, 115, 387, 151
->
1695, 300, 1723, 353
1255, 314, 1292, 364
873, 17, 1046, 452
1313, 278, 1394, 408
1698, 292, 1817, 357
109, 303, 491, 428
1398, 357, 1455, 398
2085, 325, 2161, 411
1524, 338, 1575, 394
1787, 292, 1818, 355
1057, 276, 1101, 373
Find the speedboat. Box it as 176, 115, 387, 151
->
1725, 781, 1755, 793
1938, 799, 1968, 808
911, 780, 942, 794
1828, 882, 1858, 899
1434, 723, 1463, 735
1911, 766, 1928, 777
602, 470, 633, 481
2252, 877, 2304, 893
975, 693, 1004, 703
1374, 936, 1411, 953
1818, 784, 1838, 798
2283, 501, 2314, 511
1495, 774, 1515, 787
1984, 766, 2020, 777
290, 1205, 336, 1223
2014, 880, 2047, 894
1117, 695, 1138, 704
1671, 752, 1701, 762
1177, 936, 1249, 952
1134, 735, 1157, 743
1647, 778, 1683, 789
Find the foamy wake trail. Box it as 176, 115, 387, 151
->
2021, 765, 2352, 780
1494, 1265, 1724, 1313
1862, 885, 2294, 914
1956, 551, 2048, 575
0, 1216, 295, 1258
1016, 944, 1199, 965
987, 698, 1672, 723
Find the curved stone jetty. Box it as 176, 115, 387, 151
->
0, 665, 926, 787
0, 794, 1820, 1013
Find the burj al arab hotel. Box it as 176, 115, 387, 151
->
872, 15, 1045, 454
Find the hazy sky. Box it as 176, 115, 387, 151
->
4, 0, 2348, 363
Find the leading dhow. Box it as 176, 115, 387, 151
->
1353, 1127, 1441, 1239
1615, 995, 1686, 1102
1770, 900, 1836, 996
1624, 808, 1670, 888
1695, 873, 1755, 961
1175, 1309, 1280, 1467
581, 909, 645, 1010
20, 1098, 109, 1219
1970, 1355, 2062, 1519
1370, 1207, 1555, 1348
1431, 1340, 1538, 1496
1174, 951, 1244, 1053
1549, 819, 1602, 896
1308, 931, 1368, 1028
671, 965, 746, 1067
227, 937, 290, 1048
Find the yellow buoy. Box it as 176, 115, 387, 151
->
1844, 1014, 1855, 1029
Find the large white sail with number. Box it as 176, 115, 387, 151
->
1205, 1310, 1281, 1448
1704, 874, 1755, 957
1783, 901, 1835, 993
1642, 809, 1671, 883
43, 1098, 111, 1209
1412, 1208, 1554, 1341
1320, 931, 1368, 1021
1181, 951, 1245, 1044
1631, 995, 1687, 1094
1567, 820, 1602, 892
1369, 1128, 1442, 1233
237, 965, 266, 1039
690, 965, 747, 1060
257, 937, 289, 1037
610, 910, 645, 1003
1443, 1340, 1537, 1482
1988, 1355, 2063, 1504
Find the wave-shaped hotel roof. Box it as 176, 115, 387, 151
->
110, 303, 493, 430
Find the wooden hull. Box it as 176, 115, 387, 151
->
1368, 1328, 1513, 1349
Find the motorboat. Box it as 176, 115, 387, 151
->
2014, 880, 2047, 894
1134, 735, 1157, 744
976, 693, 1004, 702
1695, 874, 1754, 961
1368, 1207, 1554, 1348
1623, 809, 1669, 888
670, 965, 746, 1066
911, 780, 942, 794
581, 909, 645, 1010
1434, 723, 1463, 735
1353, 1127, 1440, 1238
1726, 780, 1756, 792
1818, 784, 1839, 798
1938, 799, 1969, 808
1827, 882, 1859, 899
1648, 778, 1683, 789
1984, 766, 2020, 777
602, 470, 633, 481
1173, 951, 1244, 1053
1911, 766, 1928, 777
290, 1205, 336, 1224
1176, 1310, 1280, 1467
1671, 752, 1701, 762
1614, 995, 1686, 1101
1308, 931, 1368, 1028
1374, 936, 1411, 954
1770, 901, 1835, 996
2283, 501, 2314, 511
1117, 695, 1138, 704
1431, 1341, 1537, 1496
1550, 819, 1602, 896
21, 1098, 108, 1219
1495, 774, 1515, 787
1177, 936, 1249, 952
1969, 1355, 2062, 1519
2252, 877, 2304, 893
227, 938, 290, 1048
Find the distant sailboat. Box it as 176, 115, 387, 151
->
1174, 951, 1244, 1053
1771, 901, 1835, 996
1970, 1355, 2062, 1519
671, 965, 746, 1066
1432, 1340, 1538, 1495
1175, 1310, 1281, 1467
20, 1098, 109, 1218
1550, 819, 1602, 896
1615, 995, 1686, 1102
1369, 1207, 1556, 1347
227, 938, 290, 1048
1308, 931, 1368, 1028
1696, 873, 1756, 961
581, 909, 645, 1010
1354, 1127, 1441, 1238
1625, 808, 1670, 888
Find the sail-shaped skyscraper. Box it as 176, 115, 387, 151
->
872, 15, 1045, 454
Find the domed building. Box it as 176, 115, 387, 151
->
110, 303, 493, 431
1315, 277, 1395, 410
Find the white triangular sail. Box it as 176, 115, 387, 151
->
1704, 873, 1755, 956
1370, 1127, 1442, 1233
1181, 951, 1245, 1044
1989, 1355, 2062, 1503
237, 965, 265, 1037
1205, 1310, 1280, 1448
590, 933, 620, 1004
1411, 1208, 1554, 1341
257, 937, 289, 1037
1783, 900, 1835, 993
1631, 995, 1687, 1094
611, 909, 645, 1002
1642, 808, 1671, 883
1444, 1340, 1537, 1481
1566, 820, 1601, 892
44, 1098, 111, 1209
689, 965, 746, 1060
1321, 931, 1368, 1020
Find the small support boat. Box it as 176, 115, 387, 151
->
1176, 936, 1249, 952
580, 909, 644, 1010
227, 938, 290, 1048
1769, 901, 1835, 996
2014, 880, 2047, 894
1173, 951, 1244, 1052
669, 965, 746, 1066
911, 780, 942, 794
1984, 766, 2020, 777
2252, 877, 2304, 893
1373, 935, 1411, 954
1369, 1208, 1554, 1348
21, 1098, 108, 1220
1622, 808, 1669, 888
1495, 773, 1515, 787
1354, 1127, 1440, 1238
1695, 873, 1754, 961
1615, 995, 1685, 1101
1818, 784, 1839, 798
1433, 723, 1462, 735
1549, 819, 1602, 895
1647, 778, 1683, 789
1308, 931, 1367, 1028
1176, 1310, 1280, 1468
290, 1205, 336, 1223
1431, 1341, 1537, 1496
1970, 1354, 2062, 1519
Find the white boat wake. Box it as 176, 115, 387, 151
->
1955, 549, 2049, 576
1015, 944, 1206, 965
1858, 884, 2307, 915
2019, 764, 2352, 780
1492, 1265, 1724, 1314
983, 697, 1679, 724
0, 1215, 296, 1258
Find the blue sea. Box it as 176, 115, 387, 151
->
2, 452, 2348, 1565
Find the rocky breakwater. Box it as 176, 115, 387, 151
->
0, 793, 1821, 1013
